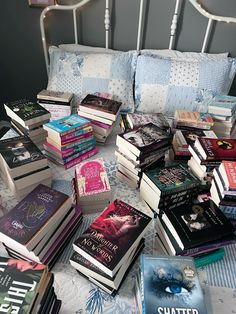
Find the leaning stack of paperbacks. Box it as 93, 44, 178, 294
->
43, 114, 98, 169
4, 98, 50, 150
70, 199, 151, 295
78, 94, 122, 144
115, 122, 172, 188
0, 135, 52, 200
72, 157, 111, 214
0, 184, 82, 269
0, 256, 61, 313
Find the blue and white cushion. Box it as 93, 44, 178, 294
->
47, 46, 138, 112
134, 53, 236, 116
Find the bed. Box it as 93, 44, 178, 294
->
1, 1, 236, 313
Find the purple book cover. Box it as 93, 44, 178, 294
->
0, 184, 69, 245
73, 199, 151, 274
64, 147, 98, 170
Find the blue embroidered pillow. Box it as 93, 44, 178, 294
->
134, 54, 236, 116
47, 46, 138, 112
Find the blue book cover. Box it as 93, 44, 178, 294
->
139, 254, 207, 314
44, 114, 91, 134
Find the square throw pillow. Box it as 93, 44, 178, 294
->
47, 46, 138, 112
134, 53, 236, 117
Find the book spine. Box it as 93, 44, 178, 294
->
64, 148, 99, 170
60, 126, 93, 141
61, 137, 95, 150
38, 99, 71, 105
50, 122, 91, 136
139, 256, 146, 314
61, 132, 94, 145
194, 248, 225, 268
63, 146, 95, 163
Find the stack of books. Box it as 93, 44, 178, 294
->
4, 98, 50, 149
78, 94, 122, 144
207, 95, 236, 138
71, 199, 151, 294
156, 199, 236, 257
0, 256, 61, 313
72, 157, 111, 213
140, 163, 201, 217
211, 160, 236, 220
0, 184, 83, 269
116, 123, 172, 188
0, 135, 52, 200
173, 109, 214, 130
37, 89, 73, 121
43, 114, 98, 169
134, 254, 208, 314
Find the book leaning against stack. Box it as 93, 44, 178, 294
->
0, 184, 83, 269
71, 199, 151, 294
43, 114, 98, 169
0, 256, 61, 313
72, 157, 111, 214
4, 98, 51, 150
78, 94, 122, 144
116, 122, 172, 188
0, 135, 52, 200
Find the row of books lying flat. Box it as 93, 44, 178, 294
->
0, 256, 61, 314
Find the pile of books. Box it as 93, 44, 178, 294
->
211, 160, 236, 220
4, 98, 50, 149
72, 157, 111, 213
207, 95, 236, 138
43, 114, 98, 169
0, 256, 61, 313
0, 184, 83, 269
173, 109, 214, 130
70, 199, 151, 294
140, 163, 201, 217
134, 254, 208, 314
78, 94, 122, 144
116, 123, 172, 188
156, 199, 236, 257
0, 135, 52, 200
37, 89, 73, 121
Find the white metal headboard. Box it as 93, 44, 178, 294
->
40, 0, 236, 74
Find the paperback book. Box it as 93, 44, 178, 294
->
73, 199, 152, 277
126, 112, 170, 131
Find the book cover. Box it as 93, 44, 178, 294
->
0, 256, 47, 313
162, 200, 235, 250
117, 123, 172, 157
75, 157, 110, 197
127, 112, 170, 130
43, 114, 91, 135
177, 129, 217, 148
139, 254, 207, 314
80, 94, 122, 118
73, 199, 151, 276
195, 137, 236, 160
4, 99, 50, 123
143, 163, 200, 196
37, 89, 73, 102
175, 110, 214, 127
208, 95, 236, 114
0, 135, 47, 172
0, 184, 70, 248
220, 160, 236, 190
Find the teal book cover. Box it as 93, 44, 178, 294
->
209, 95, 236, 110
144, 163, 200, 194
139, 254, 207, 314
44, 114, 90, 134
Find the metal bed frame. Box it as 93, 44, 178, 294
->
40, 0, 236, 74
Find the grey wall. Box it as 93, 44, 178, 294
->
0, 0, 236, 118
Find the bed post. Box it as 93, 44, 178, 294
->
104, 0, 110, 49
136, 0, 144, 51
169, 0, 182, 50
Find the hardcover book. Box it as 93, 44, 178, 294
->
37, 89, 73, 102
0, 135, 48, 178
43, 114, 91, 137
161, 199, 235, 250
73, 199, 152, 277
0, 256, 47, 313
137, 254, 207, 314
79, 94, 122, 121
126, 112, 170, 130
195, 137, 236, 161
116, 123, 172, 157
175, 110, 214, 128
0, 184, 72, 253
74, 157, 110, 199
4, 99, 51, 127
143, 163, 200, 196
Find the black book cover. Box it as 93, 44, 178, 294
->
80, 94, 122, 115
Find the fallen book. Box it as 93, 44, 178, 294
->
73, 199, 152, 277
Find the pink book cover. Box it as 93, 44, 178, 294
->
60, 131, 94, 145
44, 141, 73, 158
75, 157, 110, 197
64, 147, 99, 170
91, 120, 112, 129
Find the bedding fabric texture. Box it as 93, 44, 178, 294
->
134, 53, 236, 117
47, 46, 137, 112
